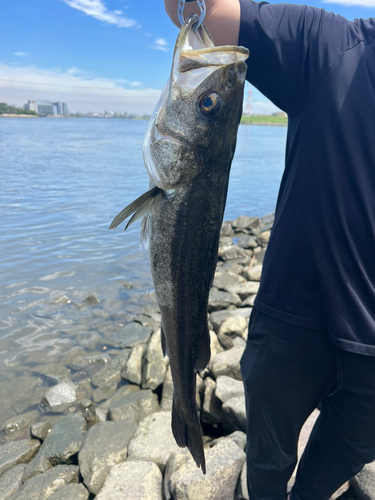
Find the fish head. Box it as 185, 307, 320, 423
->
143, 15, 249, 190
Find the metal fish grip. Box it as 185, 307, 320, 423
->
178, 0, 206, 30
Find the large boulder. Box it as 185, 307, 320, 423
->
127, 411, 180, 472
209, 346, 244, 381
0, 439, 40, 478
94, 384, 139, 422
0, 464, 26, 499
121, 343, 147, 385
350, 461, 375, 499
104, 323, 152, 349
9, 465, 79, 500
91, 349, 130, 387
108, 389, 159, 423
142, 329, 168, 390
169, 439, 246, 500
95, 461, 162, 500
23, 413, 86, 481
47, 483, 89, 500
210, 308, 252, 333
79, 419, 138, 495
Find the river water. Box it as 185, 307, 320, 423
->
0, 117, 286, 427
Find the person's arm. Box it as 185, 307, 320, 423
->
164, 0, 241, 46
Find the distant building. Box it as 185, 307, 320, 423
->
24, 100, 69, 116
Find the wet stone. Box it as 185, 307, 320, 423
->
92, 381, 118, 403
67, 353, 110, 371
41, 381, 77, 411
104, 322, 152, 349
30, 421, 52, 441
95, 461, 163, 500
91, 348, 130, 388
1, 411, 39, 442
10, 465, 79, 500
33, 363, 71, 383
47, 483, 89, 500
84, 293, 100, 306
109, 388, 159, 423
0, 439, 40, 478
79, 418, 138, 495
51, 295, 72, 305
0, 463, 26, 499
169, 439, 246, 500
23, 413, 86, 481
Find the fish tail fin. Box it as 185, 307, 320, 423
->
171, 382, 206, 474
109, 186, 161, 231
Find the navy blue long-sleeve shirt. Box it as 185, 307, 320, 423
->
239, 0, 375, 355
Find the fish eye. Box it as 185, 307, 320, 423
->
198, 92, 222, 116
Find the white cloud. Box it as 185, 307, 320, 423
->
323, 0, 375, 5
61, 0, 137, 28
152, 38, 169, 52
0, 63, 161, 114
14, 52, 27, 56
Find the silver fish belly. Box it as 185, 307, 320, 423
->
110, 15, 249, 473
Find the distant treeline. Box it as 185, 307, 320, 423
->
241, 114, 288, 125
0, 103, 37, 115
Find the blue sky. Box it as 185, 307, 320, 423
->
1, 0, 374, 114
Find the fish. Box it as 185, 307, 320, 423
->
110, 14, 248, 473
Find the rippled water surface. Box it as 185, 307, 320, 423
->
0, 117, 286, 427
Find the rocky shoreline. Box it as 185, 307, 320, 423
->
0, 214, 367, 499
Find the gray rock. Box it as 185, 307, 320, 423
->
237, 234, 258, 249
51, 295, 72, 305
210, 308, 252, 332
161, 367, 174, 411
105, 322, 152, 349
215, 375, 245, 403
121, 343, 147, 385
142, 329, 168, 390
109, 389, 159, 422
95, 461, 162, 500
243, 264, 263, 282
30, 421, 52, 441
127, 411, 180, 472
84, 293, 100, 306
33, 364, 71, 383
214, 272, 246, 290
254, 248, 267, 263
91, 349, 130, 387
0, 464, 26, 499
94, 384, 139, 422
209, 346, 244, 381
209, 331, 224, 360
10, 465, 79, 500
79, 419, 138, 494
218, 262, 244, 274
238, 462, 249, 500
92, 381, 118, 403
47, 483, 89, 500
67, 353, 110, 371
0, 439, 40, 478
211, 431, 247, 452
170, 438, 246, 500
201, 377, 222, 425
208, 288, 242, 312
241, 294, 256, 307
220, 221, 233, 237
218, 316, 248, 350
256, 230, 271, 247
222, 395, 247, 433
226, 281, 260, 299
164, 449, 192, 500
41, 381, 77, 411
23, 413, 86, 481
232, 216, 260, 232
350, 461, 375, 499
1, 411, 39, 442
219, 246, 250, 262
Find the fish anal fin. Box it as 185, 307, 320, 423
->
194, 324, 211, 372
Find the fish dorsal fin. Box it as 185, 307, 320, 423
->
109, 187, 161, 231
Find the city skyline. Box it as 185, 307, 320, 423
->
1, 0, 374, 114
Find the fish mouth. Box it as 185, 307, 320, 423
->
153, 124, 186, 147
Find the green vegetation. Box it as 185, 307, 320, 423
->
241, 114, 288, 125
0, 103, 37, 115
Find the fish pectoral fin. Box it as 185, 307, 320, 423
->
160, 324, 167, 357
194, 324, 211, 372
109, 187, 161, 230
